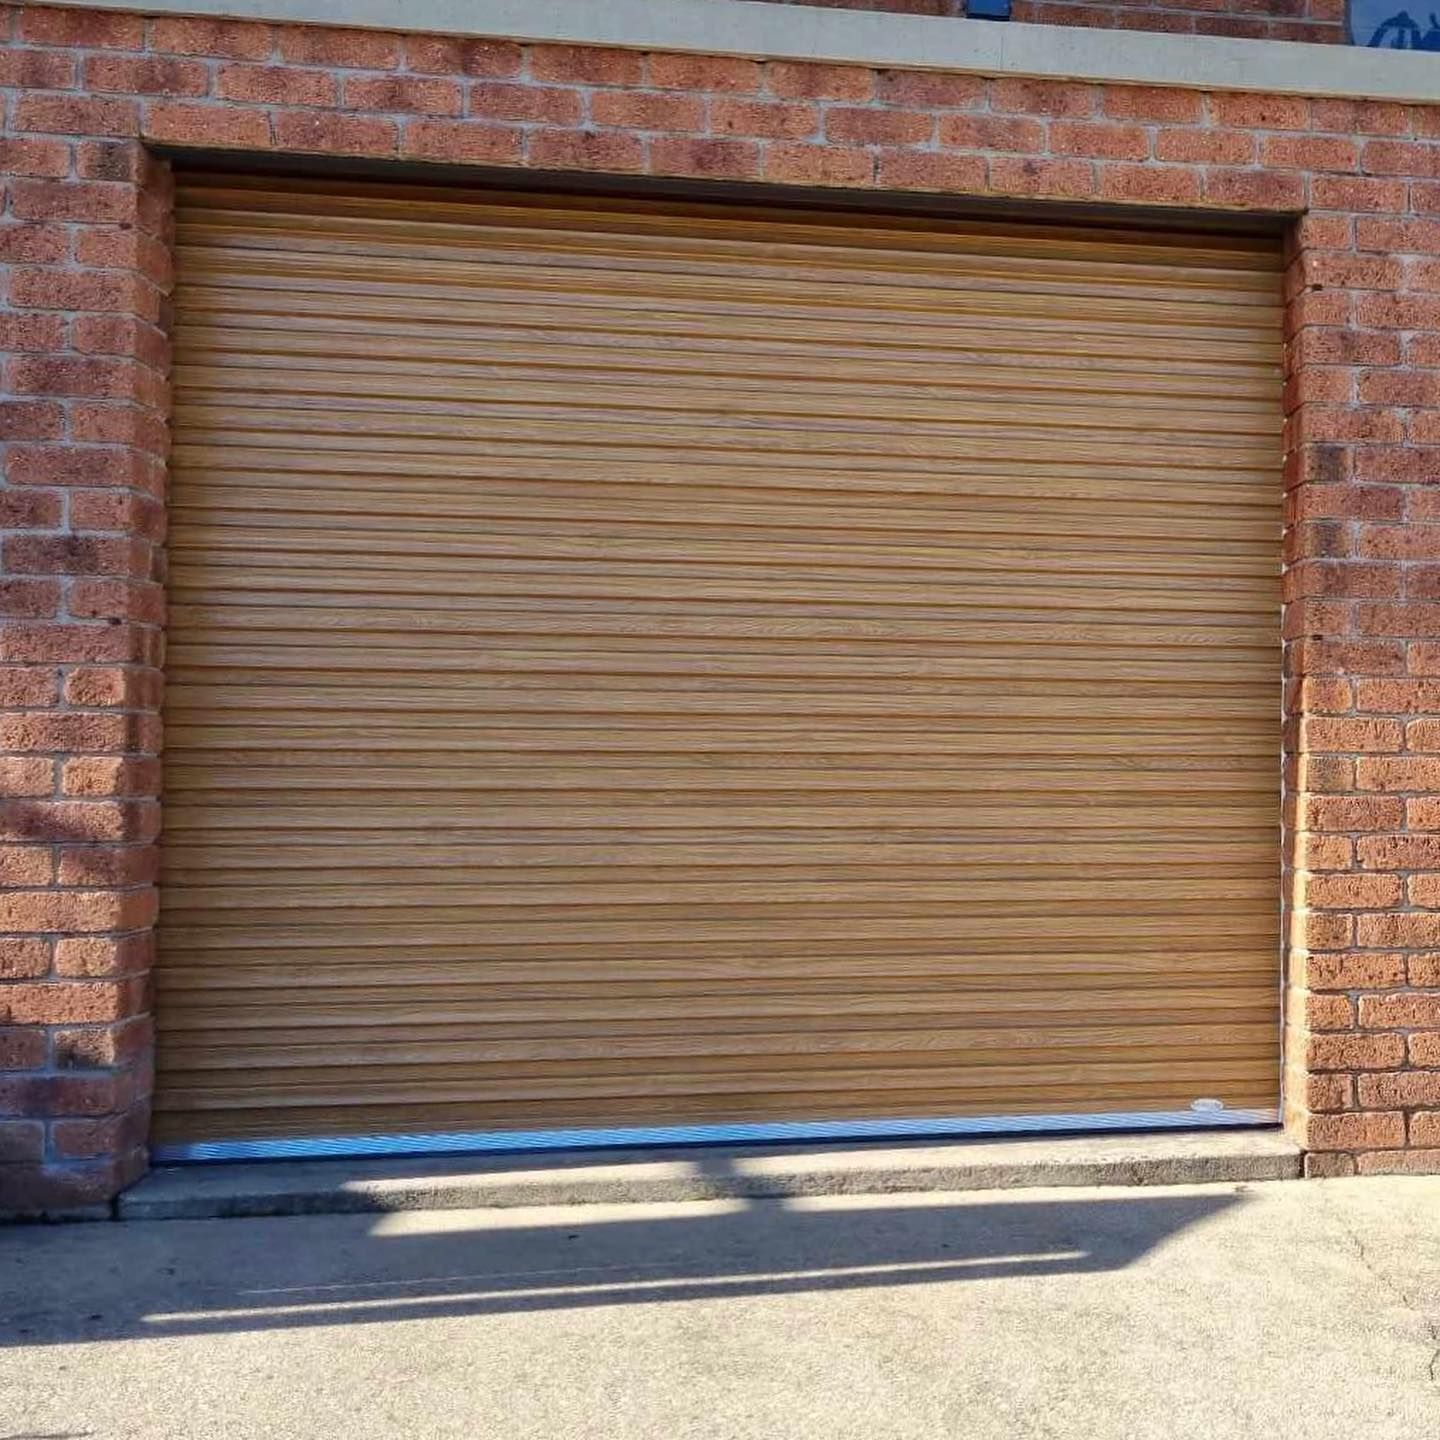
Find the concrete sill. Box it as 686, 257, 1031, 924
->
120, 1130, 1302, 1220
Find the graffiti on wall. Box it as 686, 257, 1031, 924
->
1350, 0, 1440, 45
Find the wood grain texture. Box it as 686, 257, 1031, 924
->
156, 174, 1284, 1145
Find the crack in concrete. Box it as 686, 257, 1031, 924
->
1320, 1184, 1440, 1397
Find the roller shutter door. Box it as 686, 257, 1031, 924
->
156, 174, 1283, 1157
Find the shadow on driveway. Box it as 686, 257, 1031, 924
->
0, 1159, 1246, 1346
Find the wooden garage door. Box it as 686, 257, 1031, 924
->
155, 174, 1283, 1156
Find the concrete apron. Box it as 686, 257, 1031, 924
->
118, 1130, 1302, 1220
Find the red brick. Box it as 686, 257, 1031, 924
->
875, 151, 987, 192
1356, 217, 1440, 252
151, 16, 273, 59
14, 94, 139, 138
1051, 121, 1149, 160
766, 61, 874, 102
1304, 253, 1404, 290
1364, 138, 1440, 177
401, 120, 521, 166
0, 619, 144, 665
272, 110, 397, 156
1304, 872, 1404, 908
1362, 1070, 1440, 1109
988, 156, 1096, 200
1411, 1113, 1440, 1147
0, 580, 60, 620
0, 1155, 141, 1216
1357, 372, 1436, 407
404, 36, 522, 78
937, 116, 1046, 153
1357, 754, 1440, 790
649, 53, 761, 94
1153, 127, 1255, 165
1313, 99, 1410, 136
142, 101, 272, 149
85, 54, 209, 96
710, 98, 818, 141
468, 82, 581, 124
1209, 92, 1310, 129
63, 666, 158, 710
0, 225, 68, 267
0, 758, 55, 798
650, 137, 760, 182
56, 844, 158, 888
0, 668, 59, 708
217, 64, 338, 107
1298, 833, 1353, 870
990, 78, 1094, 118
529, 44, 644, 87
526, 130, 645, 174
53, 933, 154, 979
591, 91, 707, 134
62, 758, 160, 798
0, 1030, 46, 1069
869, 70, 981, 110
1097, 164, 1203, 206
1360, 913, 1440, 948
0, 49, 78, 90
20, 6, 143, 47
0, 402, 64, 442
3, 535, 146, 579
764, 143, 873, 187
51, 1019, 152, 1074
51, 1106, 150, 1161
1409, 1029, 1440, 1061
0, 976, 143, 1026
11, 179, 140, 228
1312, 175, 1410, 212
0, 941, 51, 981
9, 268, 138, 314
0, 1124, 44, 1165
1302, 1072, 1354, 1112
1357, 1149, 1440, 1174
0, 137, 70, 178
277, 24, 400, 69
0, 845, 52, 886
1305, 1110, 1405, 1149
1203, 168, 1307, 211
1297, 991, 1354, 1030
76, 138, 143, 182
825, 108, 932, 146
1103, 85, 1202, 122
1411, 797, 1440, 829
1304, 1151, 1358, 1178
1303, 795, 1405, 831
1407, 719, 1440, 750
343, 75, 462, 116
1300, 952, 1407, 990
1261, 135, 1360, 172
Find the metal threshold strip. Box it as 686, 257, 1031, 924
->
152, 1107, 1280, 1164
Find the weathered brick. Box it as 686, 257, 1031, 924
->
217, 64, 338, 108
151, 16, 274, 59
401, 120, 521, 166
1305, 1110, 1405, 1149
766, 61, 873, 102
529, 44, 644, 87
343, 74, 462, 116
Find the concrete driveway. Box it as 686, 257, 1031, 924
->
1, 1175, 1438, 1440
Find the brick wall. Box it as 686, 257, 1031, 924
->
3, 0, 1440, 1209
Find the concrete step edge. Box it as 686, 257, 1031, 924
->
118, 1130, 1302, 1220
